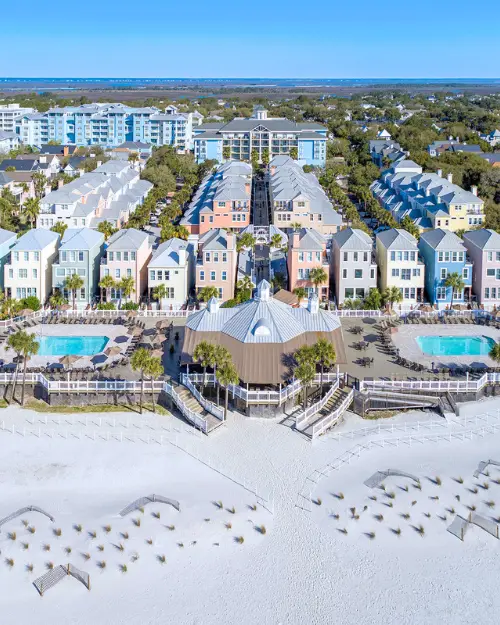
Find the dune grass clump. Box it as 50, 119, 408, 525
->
437, 514, 447, 522
82, 552, 91, 561
103, 525, 112, 533
228, 506, 236, 514
335, 492, 344, 500
331, 513, 340, 520
5, 558, 14, 568
485, 500, 496, 509
65, 547, 72, 555
178, 542, 184, 548
429, 496, 439, 501
423, 512, 431, 518
365, 532, 376, 540
415, 524, 425, 536
368, 495, 377, 501
374, 514, 384, 522
146, 538, 153, 545
53, 528, 62, 537
401, 513, 410, 520
413, 483, 422, 491
26, 563, 33, 573
216, 501, 223, 509
482, 482, 490, 490
468, 504, 477, 512
454, 476, 464, 484
97, 545, 104, 552
27, 526, 36, 534
385, 502, 393, 508
22, 520, 29, 527
157, 555, 166, 564
313, 499, 322, 507
411, 500, 417, 506
21, 542, 29, 550
7, 531, 16, 541
88, 530, 97, 539
225, 522, 232, 530
132, 518, 141, 527
152, 512, 161, 519
74, 524, 82, 533
455, 494, 461, 501
121, 532, 129, 540
391, 527, 402, 536
138, 507, 145, 514
166, 525, 175, 531
338, 528, 348, 535
491, 477, 500, 485
446, 507, 456, 514
256, 525, 267, 535
42, 544, 51, 552
434, 476, 442, 486
97, 561, 106, 569
249, 504, 257, 511
386, 491, 396, 500
120, 564, 128, 573
204, 518, 211, 522
235, 536, 244, 544
469, 487, 479, 494
399, 485, 409, 492
46, 562, 54, 570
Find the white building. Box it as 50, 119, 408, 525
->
331, 228, 377, 305
147, 237, 197, 309
0, 131, 20, 153
0, 104, 35, 133
4, 229, 60, 303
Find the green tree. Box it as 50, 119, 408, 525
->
31, 171, 47, 199
215, 358, 239, 420
193, 340, 216, 391
19, 332, 39, 406
261, 148, 270, 165
291, 222, 302, 231
383, 286, 403, 312
49, 291, 68, 310
223, 146, 231, 160
236, 276, 253, 303
50, 221, 68, 238
118, 276, 135, 304
64, 273, 84, 310
130, 348, 152, 415
270, 233, 283, 249
271, 272, 285, 291
293, 286, 307, 306
400, 216, 420, 240
295, 360, 316, 412
152, 283, 168, 309
489, 342, 500, 365
309, 266, 328, 295
198, 286, 219, 302
98, 274, 116, 304
23, 197, 40, 228
444, 272, 466, 309
97, 220, 117, 241
363, 287, 383, 311
128, 152, 139, 164
6, 330, 27, 403
313, 339, 336, 396
213, 345, 231, 406
289, 147, 298, 160
251, 149, 259, 170
144, 355, 163, 414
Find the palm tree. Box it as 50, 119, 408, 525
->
153, 284, 168, 310
313, 339, 336, 396
444, 272, 466, 309
193, 340, 216, 391
144, 356, 163, 414
97, 221, 117, 241
98, 275, 116, 304
6, 330, 27, 403
118, 276, 135, 305
215, 359, 239, 420
489, 342, 500, 365
131, 348, 151, 415
383, 285, 403, 312
212, 345, 231, 405
293, 287, 307, 307
271, 272, 285, 292
198, 286, 219, 302
270, 233, 283, 250
64, 273, 84, 310
19, 333, 39, 406
291, 222, 302, 231
309, 266, 328, 296
49, 291, 68, 310
128, 152, 139, 165
236, 233, 256, 291
50, 221, 68, 238
23, 198, 40, 228
236, 275, 253, 303
31, 172, 47, 199
295, 361, 316, 412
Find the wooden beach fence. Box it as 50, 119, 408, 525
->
33, 563, 90, 596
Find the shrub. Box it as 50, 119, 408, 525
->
65, 547, 72, 555
434, 476, 442, 486
97, 545, 104, 552
104, 525, 112, 533
178, 542, 184, 548
97, 561, 106, 569
43, 544, 51, 552
152, 512, 161, 519
336, 492, 344, 500
235, 536, 244, 544
74, 524, 82, 533
257, 525, 267, 535
46, 562, 54, 570
116, 543, 125, 552
470, 487, 478, 494
8, 532, 16, 541
97, 302, 116, 310
314, 499, 322, 506
482, 482, 490, 490
468, 504, 477, 511
121, 532, 129, 540
132, 518, 141, 527
485, 500, 495, 508
139, 507, 145, 514
424, 512, 431, 518
82, 552, 91, 561
447, 507, 456, 514
26, 563, 33, 572
374, 514, 384, 522
229, 506, 236, 514
120, 564, 128, 573
27, 526, 36, 534
167, 525, 175, 531
216, 501, 223, 509
366, 532, 376, 540
386, 502, 393, 508
401, 513, 410, 520
225, 522, 232, 530
146, 538, 153, 545
386, 492, 395, 499
5, 558, 14, 568
88, 530, 97, 539
414, 483, 422, 491
368, 495, 377, 501
53, 528, 62, 537
120, 302, 139, 311
249, 504, 257, 511
392, 527, 402, 536
157, 555, 166, 564
22, 519, 28, 527
21, 542, 29, 550
455, 476, 464, 484
411, 500, 417, 506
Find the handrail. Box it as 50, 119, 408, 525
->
180, 374, 224, 421
296, 379, 339, 429
311, 388, 354, 439
164, 382, 208, 433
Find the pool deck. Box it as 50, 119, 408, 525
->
391, 324, 500, 369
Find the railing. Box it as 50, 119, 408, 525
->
359, 373, 500, 394
183, 372, 339, 405
164, 381, 208, 434
335, 309, 391, 318
180, 373, 224, 421
295, 379, 339, 430
311, 388, 354, 440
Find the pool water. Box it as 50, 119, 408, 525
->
38, 335, 109, 356
416, 335, 495, 357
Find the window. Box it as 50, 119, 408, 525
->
56, 268, 65, 277
8, 268, 13, 279
199, 271, 205, 281
496, 252, 500, 262
397, 251, 402, 262
109, 252, 114, 261
32, 268, 37, 279
353, 252, 358, 262
34, 252, 39, 262
413, 268, 421, 277
218, 288, 223, 299
436, 287, 447, 300
157, 270, 163, 281
24, 252, 29, 262
14, 252, 19, 262
342, 269, 347, 279
18, 269, 27, 279
131, 251, 136, 261
222, 253, 227, 263
222, 271, 227, 281
124, 252, 129, 262
70, 251, 76, 262
354, 269, 363, 279
496, 269, 500, 280
487, 269, 495, 277
343, 252, 348, 262
210, 271, 216, 281
150, 270, 155, 281
453, 289, 463, 300
370, 268, 375, 280
485, 287, 490, 299
462, 268, 469, 280
80, 288, 86, 300
401, 269, 411, 280
205, 252, 210, 262
78, 251, 84, 262
355, 288, 365, 299
410, 252, 416, 261
440, 268, 447, 280
392, 268, 399, 277
390, 251, 396, 261
116, 252, 121, 261
493, 288, 498, 299
213, 253, 219, 263
115, 269, 121, 279
298, 252, 304, 262
363, 252, 368, 262
307, 252, 312, 262
344, 288, 354, 299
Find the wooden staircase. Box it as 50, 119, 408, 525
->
169, 383, 223, 433
297, 387, 352, 439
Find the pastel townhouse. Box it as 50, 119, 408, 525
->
330, 228, 377, 306
51, 228, 105, 308
181, 161, 251, 235
269, 156, 342, 235
148, 237, 197, 309
195, 228, 238, 302
463, 229, 500, 310
0, 228, 17, 291
418, 229, 472, 309
287, 228, 330, 301
100, 228, 153, 304
376, 228, 425, 307
4, 229, 60, 303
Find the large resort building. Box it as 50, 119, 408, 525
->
193, 107, 327, 166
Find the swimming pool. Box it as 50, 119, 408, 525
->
37, 335, 109, 356
416, 335, 496, 357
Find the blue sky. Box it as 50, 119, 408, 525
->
1, 0, 499, 78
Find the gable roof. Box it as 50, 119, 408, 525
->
13, 228, 59, 251
377, 228, 418, 250
463, 229, 500, 251
332, 228, 373, 251
60, 227, 104, 250
107, 227, 150, 250
419, 228, 466, 252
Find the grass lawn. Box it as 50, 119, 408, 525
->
23, 399, 170, 416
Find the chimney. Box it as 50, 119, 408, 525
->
447, 173, 453, 184
471, 185, 478, 197
97, 160, 102, 167
437, 169, 443, 178
270, 165, 276, 176
58, 179, 64, 189
292, 231, 300, 248
308, 293, 319, 314
177, 248, 186, 266
257, 279, 270, 302
63, 146, 69, 157
245, 182, 251, 194
207, 296, 219, 313
425, 188, 430, 197
39, 156, 46, 164
226, 231, 236, 250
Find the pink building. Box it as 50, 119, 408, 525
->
100, 228, 152, 304
196, 228, 237, 302
463, 229, 500, 309
287, 228, 330, 301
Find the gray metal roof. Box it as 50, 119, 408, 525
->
377, 228, 418, 250
419, 229, 466, 252
0, 228, 16, 246
332, 228, 373, 251
13, 228, 59, 251
60, 227, 104, 251
463, 229, 500, 251
107, 228, 150, 250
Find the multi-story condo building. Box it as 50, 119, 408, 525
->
331, 228, 377, 305
15, 104, 199, 150
269, 156, 342, 235
0, 229, 17, 291
147, 237, 197, 308
0, 131, 20, 153
369, 140, 405, 167
0, 104, 35, 133
181, 161, 251, 235
4, 229, 60, 303
371, 160, 485, 233
418, 229, 473, 309
100, 228, 153, 304
51, 228, 104, 308
37, 160, 153, 230
463, 229, 500, 309
195, 228, 238, 302
287, 228, 330, 301
376, 228, 425, 306
193, 107, 327, 166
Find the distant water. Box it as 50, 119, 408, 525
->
1, 77, 500, 91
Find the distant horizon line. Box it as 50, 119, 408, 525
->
1, 77, 500, 81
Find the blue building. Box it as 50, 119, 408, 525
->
193, 107, 327, 166
0, 228, 17, 291
418, 229, 473, 308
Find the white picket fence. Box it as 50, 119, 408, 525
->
359, 372, 500, 395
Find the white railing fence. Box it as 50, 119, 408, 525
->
180, 373, 224, 421
359, 372, 500, 394
296, 379, 339, 430
311, 388, 354, 440
164, 381, 208, 434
